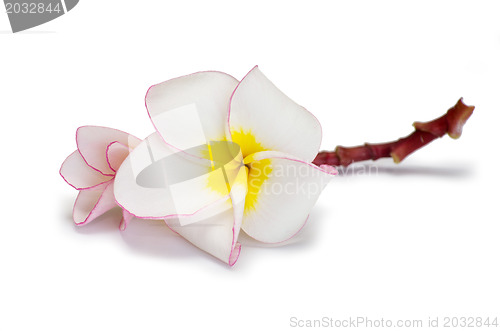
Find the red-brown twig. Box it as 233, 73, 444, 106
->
313, 98, 474, 167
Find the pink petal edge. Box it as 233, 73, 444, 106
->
243, 215, 310, 245
227, 65, 324, 154
241, 151, 336, 244
163, 222, 242, 266
144, 70, 239, 160
105, 141, 130, 173
59, 150, 113, 191
76, 126, 141, 176
119, 209, 134, 231
228, 242, 241, 266
73, 181, 117, 226
113, 194, 233, 220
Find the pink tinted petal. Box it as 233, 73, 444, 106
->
229, 242, 242, 266
60, 150, 112, 190
76, 126, 141, 175
106, 141, 131, 173
119, 210, 134, 231
73, 181, 117, 226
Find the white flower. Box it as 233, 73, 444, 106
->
114, 66, 337, 265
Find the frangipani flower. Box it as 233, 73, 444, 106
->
60, 126, 141, 230
114, 66, 337, 265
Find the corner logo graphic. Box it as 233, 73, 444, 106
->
4, 0, 78, 33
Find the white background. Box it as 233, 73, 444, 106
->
1, 1, 499, 330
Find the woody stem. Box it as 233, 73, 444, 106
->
312, 98, 474, 167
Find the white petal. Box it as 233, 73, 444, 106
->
114, 133, 245, 219
60, 150, 112, 190
165, 165, 247, 265
77, 126, 141, 175
241, 151, 337, 243
228, 66, 322, 162
73, 181, 117, 226
146, 71, 238, 156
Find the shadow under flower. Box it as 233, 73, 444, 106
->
119, 218, 202, 261
334, 158, 474, 179
60, 193, 123, 234
60, 194, 75, 223
62, 160, 472, 264
238, 204, 327, 249
73, 208, 123, 234
374, 165, 473, 178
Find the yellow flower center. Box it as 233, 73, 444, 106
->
203, 129, 271, 215
243, 157, 271, 213
230, 129, 265, 159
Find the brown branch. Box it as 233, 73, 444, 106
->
313, 98, 474, 167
